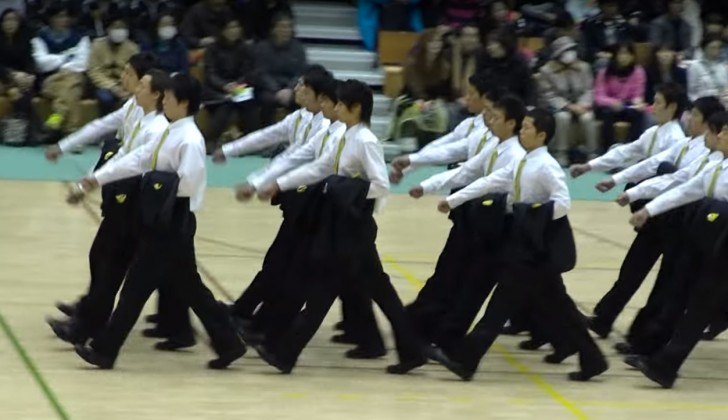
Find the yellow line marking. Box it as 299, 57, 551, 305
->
512, 398, 728, 411
382, 253, 591, 420
283, 392, 306, 399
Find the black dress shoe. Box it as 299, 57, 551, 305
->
623, 354, 642, 369
145, 314, 159, 323
518, 338, 547, 351
428, 347, 474, 381
253, 344, 292, 374
331, 334, 357, 345
47, 317, 86, 345
702, 321, 728, 341
567, 359, 608, 382
74, 344, 114, 369
543, 350, 576, 364
635, 358, 676, 389
142, 328, 169, 339
345, 346, 386, 359
237, 326, 265, 346
154, 337, 197, 351
586, 316, 611, 339
56, 302, 77, 317
386, 355, 428, 375
614, 342, 633, 355
208, 341, 247, 370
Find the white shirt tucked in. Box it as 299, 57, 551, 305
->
446, 146, 571, 220
409, 115, 489, 167
94, 116, 207, 212
612, 135, 706, 185
58, 98, 143, 153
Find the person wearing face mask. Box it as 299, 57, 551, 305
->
537, 36, 598, 166
88, 15, 140, 115
141, 14, 189, 75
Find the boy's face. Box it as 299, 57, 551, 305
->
481, 97, 495, 126
464, 84, 483, 114
489, 107, 513, 140
335, 101, 360, 125
716, 126, 728, 155
298, 85, 318, 111
688, 108, 705, 137
705, 128, 719, 151
162, 89, 186, 121
121, 63, 140, 93
652, 93, 675, 124
519, 116, 545, 151
135, 75, 155, 109
319, 95, 337, 120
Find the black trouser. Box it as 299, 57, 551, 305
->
592, 224, 664, 331
273, 239, 422, 368
646, 251, 728, 377
455, 263, 604, 373
90, 212, 239, 360
204, 101, 260, 149
594, 106, 645, 147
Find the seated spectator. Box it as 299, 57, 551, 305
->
450, 23, 481, 96
645, 45, 687, 104
517, 0, 565, 36
441, 0, 482, 29
31, 4, 91, 137
180, 0, 233, 50
140, 13, 189, 75
649, 0, 692, 59
202, 18, 259, 153
234, 0, 291, 41
565, 0, 599, 23
358, 0, 423, 52
537, 36, 597, 165
687, 35, 728, 106
476, 0, 517, 34
254, 12, 307, 126
0, 8, 35, 144
80, 0, 128, 40
533, 11, 579, 70
694, 14, 728, 62
593, 41, 647, 146
476, 26, 536, 106
581, 0, 632, 66
128, 0, 182, 44
87, 15, 140, 115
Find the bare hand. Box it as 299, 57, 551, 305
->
212, 148, 227, 164
568, 104, 587, 115
569, 163, 591, 178
629, 209, 650, 228
80, 177, 98, 193
234, 183, 256, 202
391, 156, 411, 172
409, 186, 424, 199
595, 177, 616, 193
45, 145, 63, 161
437, 199, 451, 213
389, 170, 403, 184
615, 192, 630, 207
257, 182, 280, 201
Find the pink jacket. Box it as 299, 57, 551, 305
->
594, 66, 646, 108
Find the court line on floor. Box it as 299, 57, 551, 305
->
0, 310, 71, 420
380, 254, 591, 420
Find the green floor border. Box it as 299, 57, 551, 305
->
0, 310, 70, 420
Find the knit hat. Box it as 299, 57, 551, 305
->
551, 36, 577, 60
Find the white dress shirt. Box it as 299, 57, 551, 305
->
447, 146, 571, 220
588, 121, 685, 172
409, 115, 488, 167
277, 123, 389, 204
612, 135, 706, 185
58, 98, 143, 153
421, 135, 525, 193
627, 149, 723, 202
248, 120, 347, 189
93, 116, 207, 212
645, 157, 728, 217
31, 35, 91, 74
221, 109, 329, 158
110, 111, 170, 163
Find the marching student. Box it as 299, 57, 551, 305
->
70, 73, 247, 370
389, 74, 491, 183
432, 109, 608, 382
568, 83, 686, 343
405, 95, 527, 351
254, 79, 427, 375
48, 69, 184, 349
212, 64, 332, 166
628, 113, 728, 388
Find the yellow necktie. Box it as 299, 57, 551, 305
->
475, 133, 489, 154
674, 143, 689, 167
115, 104, 136, 140
125, 120, 142, 152
318, 131, 331, 156
514, 158, 527, 202
292, 113, 302, 141
646, 129, 659, 156
485, 150, 499, 175
707, 164, 723, 197
302, 122, 313, 143
150, 128, 171, 170
333, 135, 346, 174
694, 154, 710, 176
465, 119, 475, 137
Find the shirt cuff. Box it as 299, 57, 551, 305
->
407, 153, 421, 166
93, 167, 113, 186
612, 173, 626, 185
57, 137, 76, 153
446, 192, 466, 210
221, 142, 236, 158
644, 201, 661, 218
276, 174, 297, 192
420, 180, 436, 194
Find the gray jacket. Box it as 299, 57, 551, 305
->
536, 60, 593, 111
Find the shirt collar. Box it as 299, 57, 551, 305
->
524, 145, 549, 158
496, 136, 519, 152
344, 123, 365, 137
169, 116, 195, 130
329, 120, 344, 132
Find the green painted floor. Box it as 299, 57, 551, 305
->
0, 146, 618, 201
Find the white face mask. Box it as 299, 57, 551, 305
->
158, 26, 177, 41
560, 50, 577, 64
108, 28, 129, 43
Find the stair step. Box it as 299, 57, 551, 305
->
295, 13, 356, 28
371, 115, 390, 139
292, 1, 356, 18
373, 94, 392, 114
296, 24, 361, 42
307, 47, 375, 72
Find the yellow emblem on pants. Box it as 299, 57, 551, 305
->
153, 183, 162, 190
482, 199, 493, 206
707, 212, 720, 222
115, 194, 126, 203
532, 202, 542, 208
297, 185, 307, 193
104, 151, 114, 160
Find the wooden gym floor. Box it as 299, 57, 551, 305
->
2, 179, 728, 420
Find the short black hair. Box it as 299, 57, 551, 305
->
526, 108, 556, 145
319, 78, 340, 103
301, 65, 334, 96
655, 82, 686, 119
167, 73, 201, 116
494, 95, 526, 133
468, 74, 504, 102
701, 33, 724, 50
692, 96, 725, 123
145, 69, 171, 112
128, 53, 159, 80
104, 12, 128, 28
708, 111, 728, 134
338, 79, 373, 125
